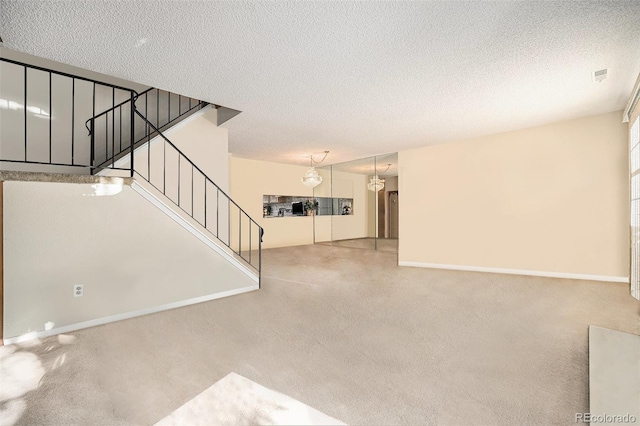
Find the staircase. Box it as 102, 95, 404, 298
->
0, 57, 262, 285
87, 87, 209, 173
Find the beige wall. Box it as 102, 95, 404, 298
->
3, 180, 256, 339
111, 107, 231, 241
385, 176, 398, 192
163, 107, 229, 192
230, 157, 315, 248
229, 157, 370, 248
399, 111, 629, 279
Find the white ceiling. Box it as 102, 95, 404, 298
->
1, 1, 639, 166
327, 153, 399, 177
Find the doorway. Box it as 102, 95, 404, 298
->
388, 191, 399, 239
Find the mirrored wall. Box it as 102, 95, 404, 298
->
313, 153, 398, 252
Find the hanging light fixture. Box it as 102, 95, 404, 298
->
367, 175, 385, 192
301, 151, 329, 188
368, 163, 391, 192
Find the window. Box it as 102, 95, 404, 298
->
630, 116, 640, 300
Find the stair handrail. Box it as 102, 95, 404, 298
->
131, 105, 264, 280
2, 58, 139, 95
0, 57, 138, 171
84, 88, 152, 136
1, 57, 262, 283
132, 109, 253, 220
88, 91, 262, 278
84, 87, 208, 173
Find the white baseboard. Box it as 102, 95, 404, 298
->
3, 284, 258, 345
398, 261, 629, 283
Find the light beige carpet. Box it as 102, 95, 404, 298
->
154, 372, 345, 426
1, 244, 639, 425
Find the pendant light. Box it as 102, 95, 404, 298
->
368, 163, 391, 192
301, 151, 329, 188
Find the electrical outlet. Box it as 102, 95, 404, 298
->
74, 284, 84, 297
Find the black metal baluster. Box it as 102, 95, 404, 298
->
71, 78, 75, 165
178, 155, 181, 206
130, 92, 135, 177
91, 82, 95, 171
145, 91, 148, 138
156, 89, 159, 130
239, 209, 242, 257
204, 180, 207, 229
24, 66, 27, 161
168, 91, 171, 124
119, 105, 122, 155
191, 165, 194, 217
111, 88, 115, 168
249, 220, 252, 265
105, 114, 108, 166
147, 122, 151, 181
163, 139, 166, 193
90, 119, 94, 172
258, 230, 262, 288
216, 188, 219, 238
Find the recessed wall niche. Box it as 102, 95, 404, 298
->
262, 195, 353, 218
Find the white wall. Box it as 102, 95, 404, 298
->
399, 111, 629, 279
3, 179, 256, 339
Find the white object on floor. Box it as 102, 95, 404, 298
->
589, 326, 640, 425
154, 372, 346, 426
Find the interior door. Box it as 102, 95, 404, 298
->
389, 191, 399, 239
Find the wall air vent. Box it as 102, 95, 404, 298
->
592, 68, 608, 83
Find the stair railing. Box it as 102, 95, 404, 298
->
130, 109, 262, 280
0, 58, 136, 175
1, 57, 263, 284
86, 88, 208, 173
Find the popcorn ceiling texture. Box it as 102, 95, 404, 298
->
1, 1, 639, 166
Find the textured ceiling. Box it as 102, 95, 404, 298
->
1, 1, 639, 166
326, 153, 399, 177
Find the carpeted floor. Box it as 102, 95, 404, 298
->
1, 244, 639, 425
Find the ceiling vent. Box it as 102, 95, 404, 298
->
592, 68, 608, 83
